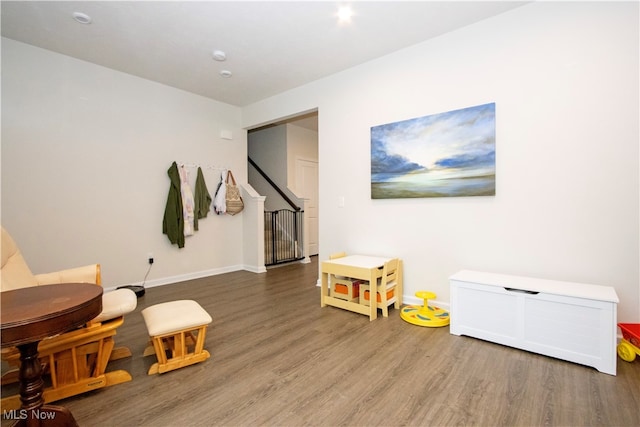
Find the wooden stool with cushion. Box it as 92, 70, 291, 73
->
142, 300, 212, 375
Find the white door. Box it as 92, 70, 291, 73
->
296, 158, 319, 256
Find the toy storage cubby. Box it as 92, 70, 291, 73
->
450, 270, 619, 375
330, 277, 363, 302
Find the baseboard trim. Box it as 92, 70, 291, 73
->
243, 264, 268, 274
403, 294, 450, 312
104, 264, 263, 292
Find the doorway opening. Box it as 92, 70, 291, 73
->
248, 110, 319, 266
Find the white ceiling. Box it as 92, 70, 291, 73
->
1, 1, 527, 108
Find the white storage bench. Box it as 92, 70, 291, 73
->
450, 270, 619, 375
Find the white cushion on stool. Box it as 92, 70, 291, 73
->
93, 288, 138, 322
142, 300, 212, 337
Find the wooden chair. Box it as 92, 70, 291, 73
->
328, 252, 364, 302
359, 258, 403, 317
0, 226, 137, 410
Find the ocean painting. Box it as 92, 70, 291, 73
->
371, 103, 496, 199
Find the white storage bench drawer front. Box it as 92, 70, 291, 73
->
450, 270, 619, 376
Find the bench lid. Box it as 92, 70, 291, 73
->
450, 270, 619, 303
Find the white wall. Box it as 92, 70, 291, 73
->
286, 123, 319, 192
243, 2, 640, 322
2, 38, 249, 289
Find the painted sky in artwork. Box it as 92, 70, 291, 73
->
371, 103, 495, 198
372, 103, 495, 177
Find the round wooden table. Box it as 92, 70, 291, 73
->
1, 283, 103, 427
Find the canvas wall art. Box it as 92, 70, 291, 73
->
371, 102, 496, 199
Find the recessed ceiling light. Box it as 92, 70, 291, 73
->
219, 70, 233, 78
212, 50, 227, 61
72, 12, 92, 24
337, 6, 353, 24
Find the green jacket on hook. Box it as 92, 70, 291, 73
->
162, 161, 185, 248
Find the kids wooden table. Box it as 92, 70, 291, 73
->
320, 255, 392, 321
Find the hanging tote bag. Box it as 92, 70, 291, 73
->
225, 170, 244, 215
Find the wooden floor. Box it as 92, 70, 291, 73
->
3, 256, 640, 426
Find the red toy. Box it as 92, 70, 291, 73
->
617, 323, 640, 362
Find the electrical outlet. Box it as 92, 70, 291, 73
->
148, 257, 154, 265
147, 252, 154, 265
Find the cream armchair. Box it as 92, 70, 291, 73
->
1, 226, 137, 409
